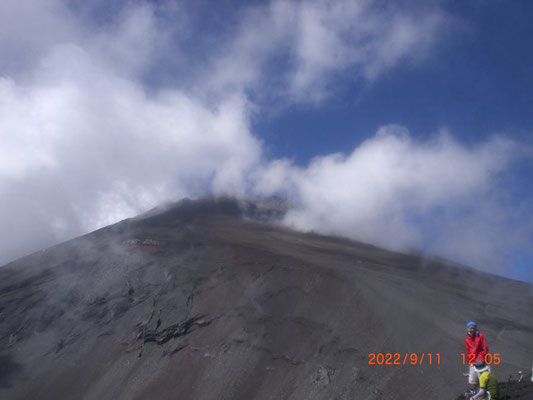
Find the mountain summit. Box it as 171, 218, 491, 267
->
1, 197, 531, 399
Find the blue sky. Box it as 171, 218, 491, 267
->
0, 0, 531, 282
260, 1, 533, 160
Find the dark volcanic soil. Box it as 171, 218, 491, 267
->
0, 198, 532, 400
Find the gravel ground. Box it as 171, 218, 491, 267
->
1, 198, 532, 400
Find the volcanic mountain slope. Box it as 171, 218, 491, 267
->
0, 198, 532, 400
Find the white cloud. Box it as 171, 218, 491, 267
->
207, 0, 451, 102
253, 126, 525, 272
2, 0, 528, 278
0, 0, 79, 78
0, 36, 261, 263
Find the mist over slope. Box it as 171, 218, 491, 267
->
1, 197, 531, 400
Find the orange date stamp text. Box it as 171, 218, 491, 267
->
368, 352, 441, 365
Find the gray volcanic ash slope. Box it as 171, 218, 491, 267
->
0, 198, 532, 400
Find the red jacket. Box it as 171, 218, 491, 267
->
465, 331, 488, 363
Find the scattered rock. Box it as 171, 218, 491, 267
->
122, 238, 162, 247
313, 365, 333, 387
137, 314, 212, 350
89, 297, 107, 306
142, 239, 161, 247
7, 334, 17, 348
163, 343, 188, 356
122, 239, 141, 246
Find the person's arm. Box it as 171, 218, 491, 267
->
471, 387, 486, 400
465, 337, 472, 362
479, 334, 488, 359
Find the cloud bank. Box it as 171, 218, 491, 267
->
0, 0, 530, 277
254, 127, 529, 271
206, 0, 448, 103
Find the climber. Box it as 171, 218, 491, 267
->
468, 359, 499, 400
464, 321, 490, 385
